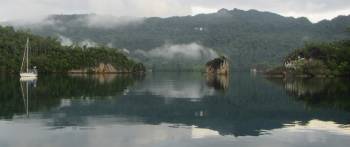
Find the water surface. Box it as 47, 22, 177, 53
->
0, 73, 350, 147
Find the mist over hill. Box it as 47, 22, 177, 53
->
11, 8, 350, 70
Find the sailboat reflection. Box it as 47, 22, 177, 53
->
20, 80, 36, 117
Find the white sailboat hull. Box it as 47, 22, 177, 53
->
20, 73, 37, 77
20, 77, 37, 81
20, 73, 38, 81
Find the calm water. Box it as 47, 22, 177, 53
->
1, 72, 350, 147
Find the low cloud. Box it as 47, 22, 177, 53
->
79, 39, 98, 48
121, 48, 130, 54
135, 43, 218, 60
57, 35, 98, 48
58, 35, 73, 46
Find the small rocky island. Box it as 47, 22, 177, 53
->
205, 56, 230, 91
206, 56, 230, 75
265, 40, 350, 77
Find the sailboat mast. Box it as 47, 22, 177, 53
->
26, 38, 29, 73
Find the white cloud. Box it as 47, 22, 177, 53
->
188, 0, 350, 22
58, 35, 73, 46
0, 0, 89, 22
87, 0, 191, 18
79, 39, 98, 48
191, 6, 218, 15
135, 43, 218, 60
284, 9, 350, 22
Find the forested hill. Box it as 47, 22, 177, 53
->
16, 8, 350, 70
0, 26, 145, 73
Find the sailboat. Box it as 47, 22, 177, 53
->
20, 38, 37, 81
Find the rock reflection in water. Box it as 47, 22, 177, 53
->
69, 74, 117, 84
206, 74, 229, 91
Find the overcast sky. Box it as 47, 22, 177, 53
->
0, 0, 350, 22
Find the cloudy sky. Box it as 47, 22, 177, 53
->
0, 0, 350, 22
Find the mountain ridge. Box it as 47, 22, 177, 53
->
10, 8, 350, 70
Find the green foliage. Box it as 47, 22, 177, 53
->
286, 40, 350, 76
0, 26, 143, 73
132, 63, 146, 72
301, 59, 330, 76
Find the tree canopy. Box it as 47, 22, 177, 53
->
0, 26, 144, 73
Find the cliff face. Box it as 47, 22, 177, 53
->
94, 63, 118, 73
69, 63, 117, 73
206, 56, 229, 75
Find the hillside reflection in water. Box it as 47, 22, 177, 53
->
0, 73, 350, 147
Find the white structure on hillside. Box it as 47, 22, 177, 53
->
284, 56, 305, 70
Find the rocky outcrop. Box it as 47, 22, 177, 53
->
94, 63, 118, 73
69, 63, 117, 73
206, 56, 229, 75
69, 63, 146, 74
